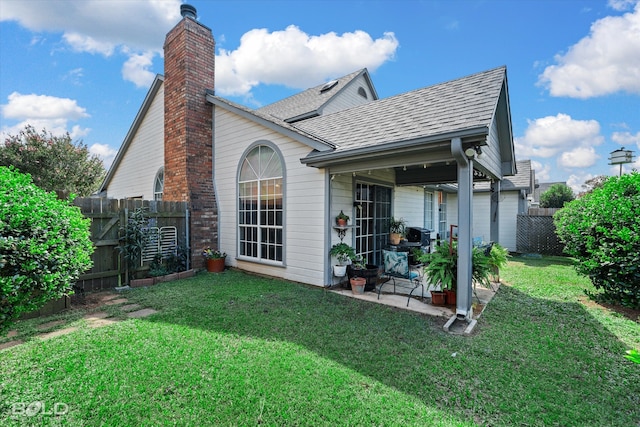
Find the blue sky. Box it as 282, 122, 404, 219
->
1, 0, 639, 193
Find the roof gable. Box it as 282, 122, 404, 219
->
295, 66, 507, 152
256, 69, 377, 122
100, 74, 164, 193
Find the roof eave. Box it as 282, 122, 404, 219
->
301, 126, 489, 168
206, 93, 334, 151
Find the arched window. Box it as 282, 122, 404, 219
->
238, 144, 284, 263
153, 167, 164, 201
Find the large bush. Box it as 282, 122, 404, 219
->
0, 125, 105, 196
0, 167, 93, 332
540, 183, 575, 208
554, 172, 640, 308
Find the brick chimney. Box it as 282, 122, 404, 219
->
163, 4, 217, 264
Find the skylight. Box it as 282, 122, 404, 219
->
320, 79, 338, 93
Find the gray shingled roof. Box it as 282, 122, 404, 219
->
293, 66, 506, 151
257, 69, 369, 122
475, 160, 533, 191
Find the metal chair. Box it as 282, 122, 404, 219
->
378, 249, 424, 306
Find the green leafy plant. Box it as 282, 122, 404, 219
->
540, 183, 575, 208
0, 166, 93, 333
0, 125, 105, 196
554, 172, 640, 308
329, 242, 356, 265
335, 210, 350, 224
487, 243, 510, 281
416, 241, 493, 291
388, 217, 406, 234
116, 207, 151, 276
202, 247, 226, 259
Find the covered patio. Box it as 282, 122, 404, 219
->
299, 66, 515, 322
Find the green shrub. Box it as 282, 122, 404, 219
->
0, 167, 93, 333
554, 172, 640, 308
540, 183, 575, 208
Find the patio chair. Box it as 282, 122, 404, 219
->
378, 249, 424, 306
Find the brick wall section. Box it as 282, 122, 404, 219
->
163, 15, 218, 265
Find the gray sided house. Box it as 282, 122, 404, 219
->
101, 5, 516, 319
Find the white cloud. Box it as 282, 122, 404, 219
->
0, 0, 181, 88
567, 172, 596, 194
515, 113, 604, 159
2, 92, 89, 120
122, 51, 156, 88
63, 32, 115, 56
531, 160, 551, 181
1, 92, 90, 141
89, 142, 118, 168
612, 130, 640, 149
559, 146, 599, 168
609, 0, 637, 11
216, 25, 399, 96
538, 2, 640, 98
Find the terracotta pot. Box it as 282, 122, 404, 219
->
444, 289, 457, 306
350, 277, 366, 294
206, 258, 225, 273
431, 290, 446, 306
390, 233, 402, 245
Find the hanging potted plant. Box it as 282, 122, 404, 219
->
335, 210, 350, 227
329, 242, 355, 278
202, 247, 226, 272
389, 217, 406, 245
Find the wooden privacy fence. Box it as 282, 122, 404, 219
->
73, 198, 189, 292
516, 208, 564, 255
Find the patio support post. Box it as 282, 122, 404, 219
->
490, 180, 500, 243
451, 138, 473, 320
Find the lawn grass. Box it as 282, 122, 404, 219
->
1, 256, 639, 426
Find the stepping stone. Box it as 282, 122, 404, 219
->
6, 330, 18, 338
0, 340, 24, 351
40, 327, 78, 340
127, 308, 158, 318
83, 311, 110, 321
97, 293, 120, 303
120, 303, 141, 312
103, 298, 128, 305
36, 320, 66, 331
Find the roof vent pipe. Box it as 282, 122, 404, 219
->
180, 4, 197, 20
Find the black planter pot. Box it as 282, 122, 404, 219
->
347, 264, 379, 292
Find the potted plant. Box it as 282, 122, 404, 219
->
416, 241, 493, 306
487, 243, 509, 283
348, 256, 367, 294
335, 210, 350, 227
347, 255, 379, 292
389, 217, 406, 245
329, 242, 355, 277
202, 247, 226, 272
418, 243, 455, 306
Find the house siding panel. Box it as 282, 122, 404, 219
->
499, 192, 519, 251
394, 186, 425, 229
322, 75, 374, 115
472, 193, 491, 243
107, 85, 164, 199
214, 107, 326, 286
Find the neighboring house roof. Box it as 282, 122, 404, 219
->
534, 181, 566, 202
296, 66, 508, 158
475, 160, 534, 192
257, 69, 377, 122
99, 74, 164, 193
